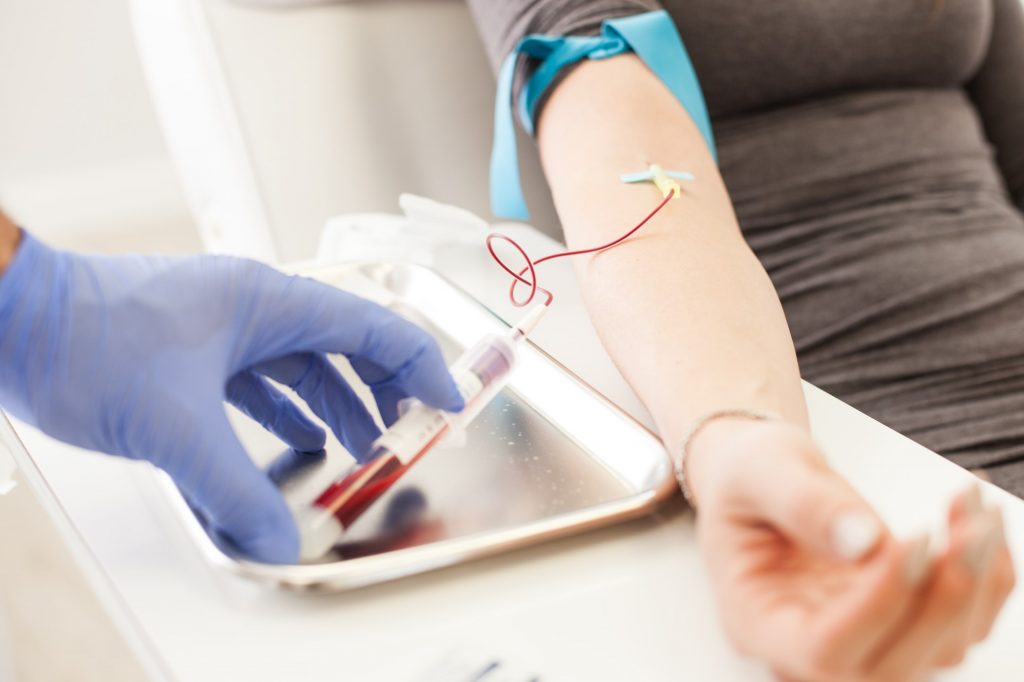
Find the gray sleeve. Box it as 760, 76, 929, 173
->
466, 0, 662, 112
969, 0, 1024, 212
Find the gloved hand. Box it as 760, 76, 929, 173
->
0, 231, 463, 564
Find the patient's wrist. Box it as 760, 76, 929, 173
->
680, 415, 768, 507
0, 212, 22, 275
681, 414, 814, 508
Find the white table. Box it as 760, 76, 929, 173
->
5, 223, 1024, 681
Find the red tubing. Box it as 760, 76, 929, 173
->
486, 192, 675, 307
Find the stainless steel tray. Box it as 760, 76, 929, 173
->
163, 262, 675, 592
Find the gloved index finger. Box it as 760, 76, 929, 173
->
251, 275, 464, 413
252, 352, 383, 460
350, 314, 465, 414
226, 370, 327, 453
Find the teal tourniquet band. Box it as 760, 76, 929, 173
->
490, 10, 717, 220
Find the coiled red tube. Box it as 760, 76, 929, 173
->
486, 192, 675, 307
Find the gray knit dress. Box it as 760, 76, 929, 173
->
467, 0, 1024, 496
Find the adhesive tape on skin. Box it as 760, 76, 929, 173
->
619, 169, 696, 184
619, 164, 692, 199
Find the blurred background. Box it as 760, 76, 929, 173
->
0, 1, 191, 680
0, 0, 200, 255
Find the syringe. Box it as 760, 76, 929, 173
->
296, 304, 548, 561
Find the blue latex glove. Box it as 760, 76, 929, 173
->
0, 231, 463, 563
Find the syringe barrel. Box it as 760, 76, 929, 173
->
297, 332, 520, 561
445, 333, 518, 430
371, 332, 517, 465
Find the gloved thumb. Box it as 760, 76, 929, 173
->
745, 446, 886, 562
167, 407, 299, 564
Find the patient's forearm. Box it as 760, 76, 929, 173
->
537, 56, 808, 468
0, 210, 20, 274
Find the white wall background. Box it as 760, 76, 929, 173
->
0, 2, 192, 677
0, 0, 199, 253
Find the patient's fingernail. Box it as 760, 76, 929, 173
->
962, 484, 983, 516
963, 513, 1001, 577
832, 511, 883, 561
903, 534, 932, 586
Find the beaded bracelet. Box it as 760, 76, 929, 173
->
674, 409, 780, 509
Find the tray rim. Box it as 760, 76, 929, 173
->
164, 260, 678, 592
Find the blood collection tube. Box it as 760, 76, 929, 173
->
296, 304, 548, 561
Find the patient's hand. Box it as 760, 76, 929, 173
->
687, 419, 1015, 682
